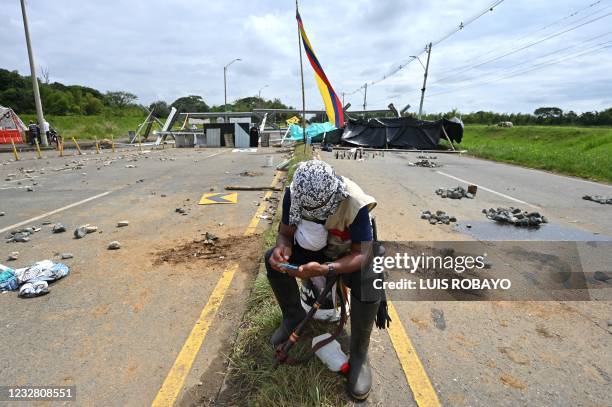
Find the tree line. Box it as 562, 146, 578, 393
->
0, 68, 293, 119
423, 107, 612, 126
2, 68, 610, 126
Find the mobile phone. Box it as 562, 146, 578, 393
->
279, 263, 300, 271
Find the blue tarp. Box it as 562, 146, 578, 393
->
287, 122, 336, 142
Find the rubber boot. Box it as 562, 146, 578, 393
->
268, 272, 306, 346
348, 296, 379, 400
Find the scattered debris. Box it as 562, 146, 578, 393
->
594, 271, 610, 282
175, 208, 186, 214
117, 221, 129, 227
61, 253, 74, 260
239, 170, 263, 177
19, 280, 49, 298
74, 226, 88, 239
84, 225, 98, 233
52, 223, 67, 233
8, 252, 19, 261
483, 207, 548, 227
435, 186, 475, 199
0, 212, 5, 216
108, 241, 121, 250
431, 308, 446, 330
125, 164, 136, 168
417, 155, 437, 159
409, 159, 439, 168
5, 227, 41, 243
420, 210, 457, 225
583, 195, 612, 205
276, 159, 292, 171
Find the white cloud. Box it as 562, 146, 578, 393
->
1, 0, 610, 114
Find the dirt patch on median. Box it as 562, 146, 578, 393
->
153, 233, 263, 269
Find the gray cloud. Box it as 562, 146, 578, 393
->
1, 0, 610, 114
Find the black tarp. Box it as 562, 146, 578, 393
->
340, 117, 463, 149
322, 128, 344, 145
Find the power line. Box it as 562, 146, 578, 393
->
427, 41, 612, 97
431, 31, 612, 88
341, 0, 506, 95
435, 0, 609, 74
431, 10, 612, 85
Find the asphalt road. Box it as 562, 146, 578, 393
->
1, 146, 610, 406
0, 146, 284, 405
322, 150, 612, 406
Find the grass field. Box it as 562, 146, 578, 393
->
461, 125, 612, 183
21, 113, 146, 141
225, 146, 351, 406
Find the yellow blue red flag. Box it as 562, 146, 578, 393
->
296, 10, 345, 128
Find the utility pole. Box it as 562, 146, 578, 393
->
362, 83, 367, 114
20, 0, 47, 146
418, 42, 432, 120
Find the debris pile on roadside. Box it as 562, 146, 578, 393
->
0, 260, 70, 298
582, 195, 612, 205
483, 207, 548, 227
409, 159, 439, 168
420, 209, 457, 225
435, 186, 475, 199
155, 233, 261, 265
5, 226, 41, 243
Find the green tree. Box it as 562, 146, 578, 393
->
104, 91, 138, 108
149, 100, 170, 117
45, 92, 71, 115
84, 95, 104, 115
170, 95, 209, 113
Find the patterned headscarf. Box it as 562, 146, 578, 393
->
289, 160, 348, 226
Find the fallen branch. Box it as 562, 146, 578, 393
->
224, 185, 282, 191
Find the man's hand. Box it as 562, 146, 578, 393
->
296, 262, 328, 278
269, 245, 292, 272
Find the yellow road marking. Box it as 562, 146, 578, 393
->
243, 172, 282, 236
152, 170, 282, 406
198, 192, 238, 205
151, 264, 237, 406
387, 300, 441, 407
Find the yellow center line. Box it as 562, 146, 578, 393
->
152, 170, 282, 407
386, 300, 441, 407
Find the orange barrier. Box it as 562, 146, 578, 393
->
0, 130, 24, 144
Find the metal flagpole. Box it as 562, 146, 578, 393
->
296, 0, 307, 147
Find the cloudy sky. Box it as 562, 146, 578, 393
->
2, 0, 611, 114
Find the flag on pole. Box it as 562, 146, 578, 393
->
296, 10, 345, 128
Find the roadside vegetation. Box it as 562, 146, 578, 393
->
20, 113, 144, 141
461, 125, 612, 183
224, 146, 350, 407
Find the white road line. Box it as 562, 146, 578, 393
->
436, 170, 541, 209
0, 191, 112, 234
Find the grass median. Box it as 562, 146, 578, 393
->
461, 125, 612, 183
222, 145, 350, 406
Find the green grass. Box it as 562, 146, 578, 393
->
225, 145, 351, 406
21, 113, 147, 140
461, 125, 612, 183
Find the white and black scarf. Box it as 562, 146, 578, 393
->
289, 160, 348, 226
